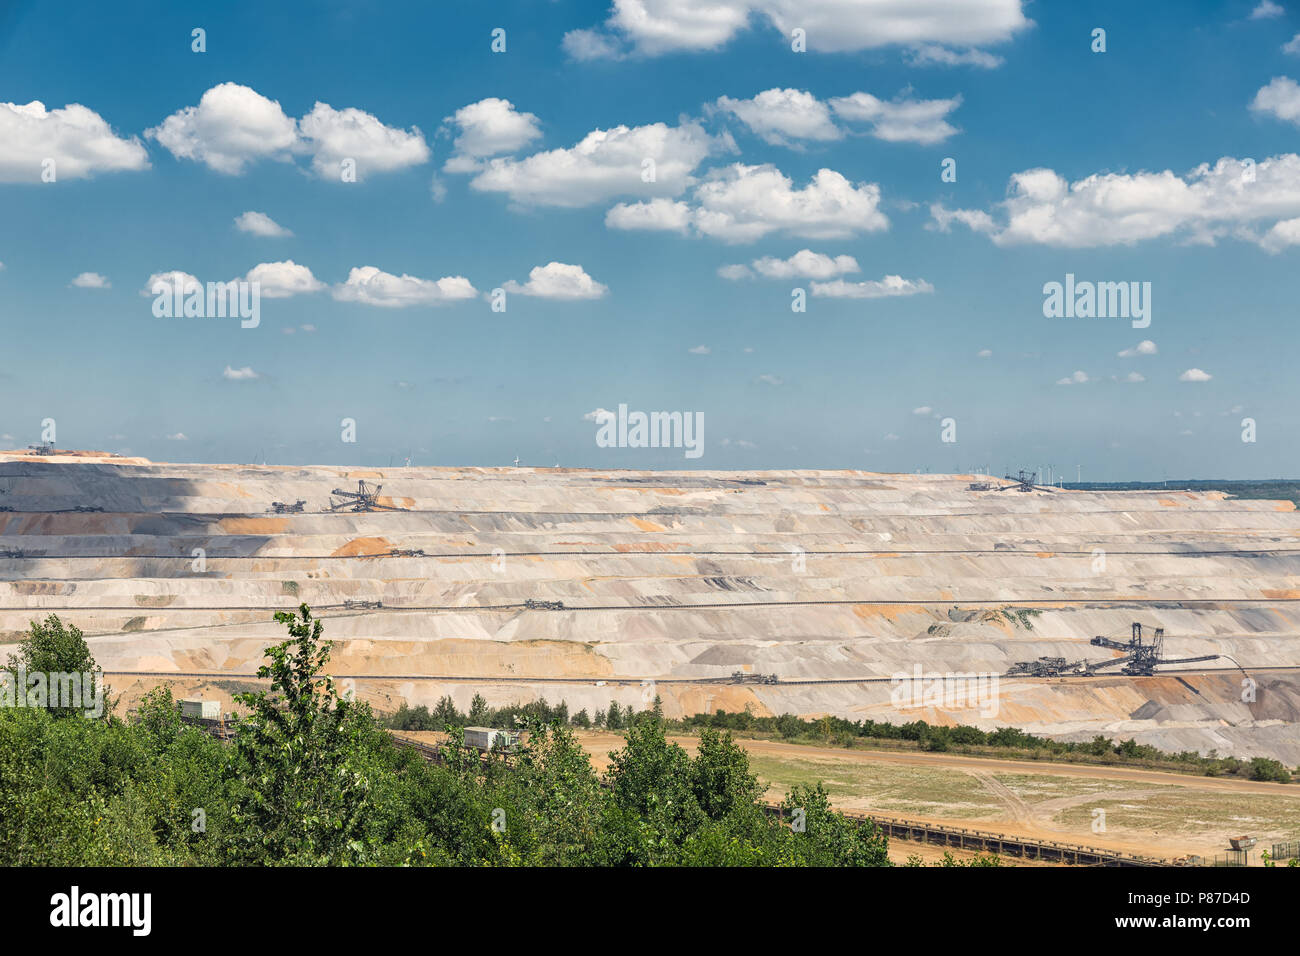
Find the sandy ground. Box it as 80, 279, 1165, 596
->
698, 737, 1300, 798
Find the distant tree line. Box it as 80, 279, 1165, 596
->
385, 694, 659, 733
676, 710, 1295, 783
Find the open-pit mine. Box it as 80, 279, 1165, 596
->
2, 449, 1299, 765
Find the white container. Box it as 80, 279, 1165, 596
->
180, 698, 221, 720
464, 727, 517, 750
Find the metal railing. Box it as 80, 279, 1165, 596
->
1271, 840, 1299, 861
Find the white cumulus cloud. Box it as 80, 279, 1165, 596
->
222, 366, 260, 381
244, 260, 324, 298
1118, 340, 1157, 357
713, 88, 841, 146
1180, 368, 1213, 382
739, 249, 859, 279
563, 28, 629, 61
757, 250, 860, 278
502, 262, 608, 299
147, 83, 429, 179
143, 264, 321, 300
146, 83, 299, 174
928, 153, 1300, 248
142, 270, 201, 298
298, 101, 430, 179
810, 275, 934, 298
565, 0, 1030, 58
928, 203, 997, 234
332, 266, 477, 307
828, 91, 962, 144
70, 272, 110, 289
466, 119, 725, 207
608, 163, 888, 242
235, 211, 292, 238
713, 87, 961, 146
717, 263, 753, 280
905, 45, 1003, 69
442, 98, 542, 172
1261, 215, 1300, 251
0, 100, 148, 182
1251, 76, 1300, 127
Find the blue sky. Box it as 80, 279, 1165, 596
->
1, 0, 1299, 479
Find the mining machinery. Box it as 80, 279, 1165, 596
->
523, 599, 566, 610
27, 442, 54, 455
998, 470, 1056, 493
388, 548, 427, 557
727, 670, 779, 684
1087, 622, 1220, 676
1005, 623, 1223, 678
271, 500, 306, 514
1005, 656, 1087, 677
328, 480, 406, 513
341, 599, 383, 610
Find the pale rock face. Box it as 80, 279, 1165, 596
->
1, 452, 1297, 764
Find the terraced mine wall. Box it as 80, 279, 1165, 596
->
2, 451, 1299, 763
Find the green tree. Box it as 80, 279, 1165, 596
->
432, 695, 463, 730
780, 783, 890, 867
468, 693, 489, 724
4, 614, 109, 718
1248, 757, 1292, 783
508, 720, 604, 865
134, 686, 182, 747
691, 728, 763, 820
605, 715, 705, 859
775, 713, 803, 738
226, 604, 384, 865
936, 850, 1003, 867
922, 725, 952, 752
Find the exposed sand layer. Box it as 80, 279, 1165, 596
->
2, 452, 1299, 762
